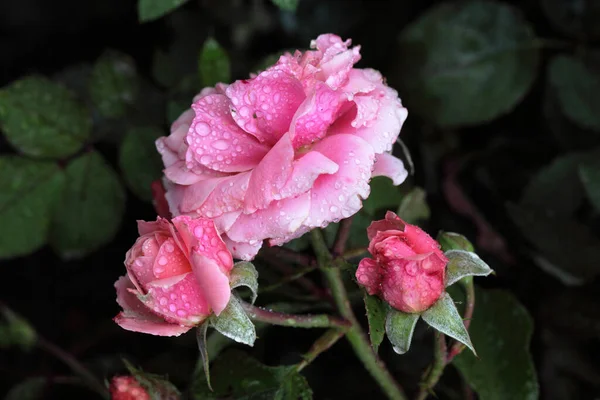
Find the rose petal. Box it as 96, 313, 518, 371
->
366, 211, 406, 240
356, 258, 382, 296
152, 237, 191, 280
187, 94, 270, 173
278, 150, 339, 199
222, 235, 263, 261
372, 153, 408, 186
191, 253, 231, 315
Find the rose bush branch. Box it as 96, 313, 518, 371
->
240, 301, 350, 329
296, 328, 346, 372
333, 216, 354, 256
415, 332, 447, 400
311, 229, 408, 400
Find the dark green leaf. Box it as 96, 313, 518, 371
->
50, 151, 125, 259
89, 50, 139, 118
541, 0, 600, 39
507, 202, 600, 284
270, 0, 299, 12
437, 232, 475, 252
363, 176, 403, 215
0, 157, 65, 259
397, 1, 539, 127
548, 55, 600, 131
396, 186, 430, 225
579, 158, 600, 211
209, 296, 256, 346
0, 306, 37, 350
363, 293, 386, 353
119, 126, 163, 201
421, 292, 475, 354
124, 360, 180, 400
138, 0, 190, 22
198, 38, 230, 88
454, 288, 538, 400
385, 309, 419, 355
445, 250, 493, 287
5, 377, 47, 400
196, 323, 212, 391
0, 76, 91, 158
190, 349, 312, 400
230, 261, 259, 304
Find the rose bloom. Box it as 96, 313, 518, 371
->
356, 212, 447, 313
109, 376, 150, 400
114, 216, 233, 336
157, 34, 408, 260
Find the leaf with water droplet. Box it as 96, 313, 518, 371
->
50, 151, 126, 260
0, 75, 91, 158
453, 288, 538, 400
397, 186, 430, 225
209, 295, 256, 346
422, 292, 475, 354
385, 308, 419, 355
364, 292, 386, 353
445, 250, 493, 287
229, 261, 259, 304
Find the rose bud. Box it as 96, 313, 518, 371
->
114, 216, 234, 336
156, 33, 408, 260
356, 211, 448, 313
109, 376, 149, 400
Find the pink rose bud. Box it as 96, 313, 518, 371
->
156, 34, 409, 261
109, 376, 149, 400
356, 211, 448, 313
114, 216, 234, 336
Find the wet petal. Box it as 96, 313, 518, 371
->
372, 153, 408, 186
191, 253, 231, 316
355, 258, 383, 296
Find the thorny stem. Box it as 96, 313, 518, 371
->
296, 328, 346, 372
447, 279, 475, 362
240, 301, 350, 329
415, 332, 447, 400
332, 217, 354, 256
37, 336, 109, 399
311, 230, 408, 400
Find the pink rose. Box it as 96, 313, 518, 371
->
356, 211, 447, 313
114, 216, 234, 336
157, 34, 408, 260
110, 376, 150, 400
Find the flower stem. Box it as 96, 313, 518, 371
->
240, 301, 350, 329
311, 229, 408, 400
260, 266, 318, 293
343, 247, 369, 260
333, 216, 353, 256
296, 328, 346, 372
415, 332, 447, 400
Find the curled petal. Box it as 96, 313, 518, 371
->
355, 258, 383, 296
372, 153, 408, 186
191, 253, 231, 315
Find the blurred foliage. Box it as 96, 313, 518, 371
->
1, 0, 600, 398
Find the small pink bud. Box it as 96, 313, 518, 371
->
109, 376, 150, 400
356, 211, 448, 313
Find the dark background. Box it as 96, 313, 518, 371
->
1, 0, 599, 399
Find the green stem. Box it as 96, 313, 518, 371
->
260, 266, 318, 293
38, 336, 109, 399
241, 301, 350, 329
343, 247, 369, 260
311, 230, 408, 400
332, 216, 353, 256
296, 328, 346, 372
415, 332, 447, 400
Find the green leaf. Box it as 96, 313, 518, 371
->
0, 306, 37, 350
230, 261, 259, 304
119, 126, 163, 201
580, 159, 600, 212
422, 292, 475, 354
396, 186, 430, 225
89, 50, 139, 118
191, 349, 312, 400
548, 55, 600, 131
363, 176, 403, 215
397, 1, 539, 127
437, 231, 475, 252
445, 250, 493, 287
138, 0, 190, 22
363, 293, 386, 353
270, 0, 299, 12
385, 309, 419, 355
453, 288, 538, 400
0, 76, 91, 158
507, 202, 600, 284
209, 296, 256, 346
124, 360, 181, 400
50, 151, 126, 259
198, 38, 230, 88
0, 157, 65, 259
5, 377, 47, 400
196, 323, 212, 391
